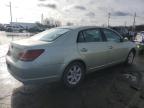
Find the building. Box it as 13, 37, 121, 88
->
10, 22, 37, 29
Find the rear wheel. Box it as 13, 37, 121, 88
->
125, 50, 135, 65
62, 62, 85, 88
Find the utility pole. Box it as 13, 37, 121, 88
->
132, 12, 136, 32
9, 2, 13, 40
10, 2, 13, 25
41, 13, 44, 24
108, 13, 111, 27
124, 21, 127, 28
131, 12, 136, 41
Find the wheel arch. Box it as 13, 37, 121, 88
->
130, 48, 136, 55
64, 59, 87, 73
125, 48, 136, 65
61, 59, 86, 88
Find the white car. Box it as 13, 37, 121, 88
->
6, 26, 136, 88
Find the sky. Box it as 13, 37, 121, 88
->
0, 0, 144, 26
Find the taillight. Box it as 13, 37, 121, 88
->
18, 49, 44, 61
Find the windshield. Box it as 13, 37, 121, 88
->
31, 28, 70, 42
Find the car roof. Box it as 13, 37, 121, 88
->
56, 25, 121, 35
56, 26, 122, 37
56, 26, 105, 30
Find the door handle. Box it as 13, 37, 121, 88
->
108, 46, 113, 49
80, 48, 88, 52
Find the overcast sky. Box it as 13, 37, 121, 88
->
0, 0, 144, 26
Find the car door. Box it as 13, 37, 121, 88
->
102, 28, 128, 63
77, 28, 110, 70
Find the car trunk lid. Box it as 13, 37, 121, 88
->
8, 38, 51, 61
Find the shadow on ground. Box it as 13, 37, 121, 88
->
11, 63, 142, 108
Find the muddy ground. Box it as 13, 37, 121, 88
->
0, 54, 144, 108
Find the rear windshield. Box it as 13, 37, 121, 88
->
31, 28, 70, 42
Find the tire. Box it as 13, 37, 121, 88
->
125, 50, 135, 65
62, 62, 85, 88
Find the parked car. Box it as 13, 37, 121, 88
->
0, 24, 5, 31
28, 26, 45, 33
135, 31, 144, 54
6, 26, 136, 88
5, 25, 25, 32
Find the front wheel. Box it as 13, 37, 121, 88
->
125, 51, 135, 65
62, 62, 85, 88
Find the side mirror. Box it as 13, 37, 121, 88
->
123, 37, 128, 42
120, 37, 128, 42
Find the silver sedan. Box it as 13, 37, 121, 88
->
6, 26, 136, 88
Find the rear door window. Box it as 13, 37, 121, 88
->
77, 29, 103, 42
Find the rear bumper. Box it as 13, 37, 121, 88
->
6, 56, 64, 84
